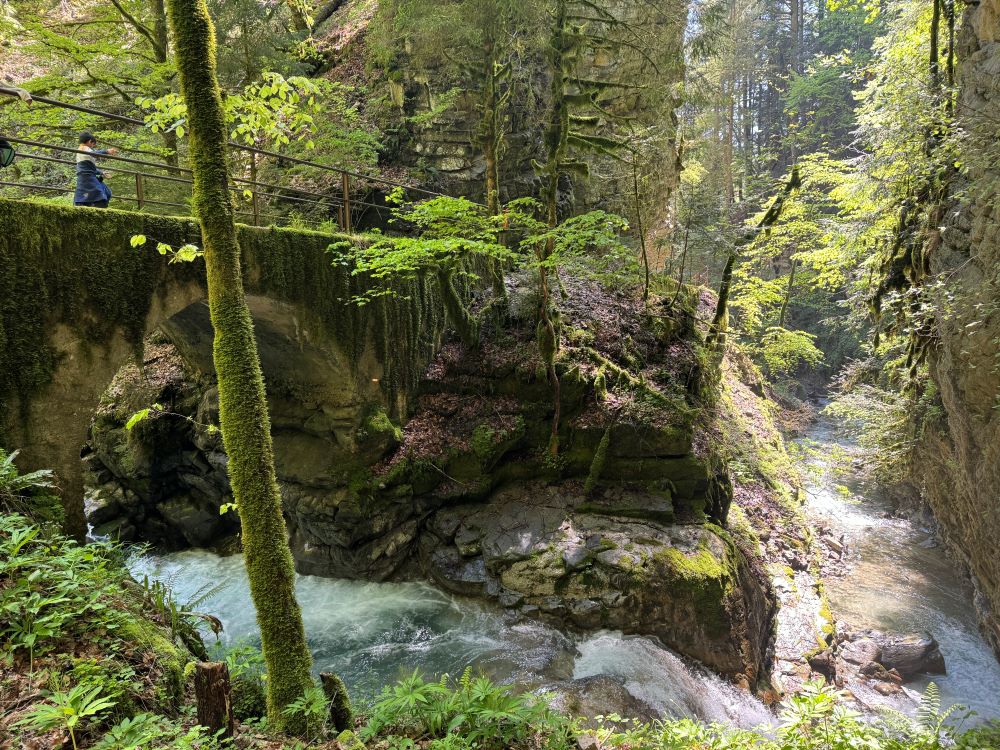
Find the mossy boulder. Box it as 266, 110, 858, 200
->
420, 482, 776, 684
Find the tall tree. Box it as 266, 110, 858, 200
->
164, 0, 318, 731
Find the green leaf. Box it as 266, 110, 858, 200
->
125, 409, 150, 431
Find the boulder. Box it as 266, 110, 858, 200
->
807, 649, 837, 680
548, 675, 659, 727
420, 481, 776, 684
875, 633, 946, 678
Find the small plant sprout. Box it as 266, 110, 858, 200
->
130, 234, 204, 264
16, 682, 117, 750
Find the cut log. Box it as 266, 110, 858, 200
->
194, 661, 234, 739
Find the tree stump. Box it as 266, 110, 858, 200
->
194, 661, 235, 739
320, 672, 353, 732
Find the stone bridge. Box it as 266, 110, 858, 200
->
0, 198, 445, 537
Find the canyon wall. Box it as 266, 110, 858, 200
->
920, 0, 1000, 658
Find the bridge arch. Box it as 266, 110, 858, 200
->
0, 199, 445, 538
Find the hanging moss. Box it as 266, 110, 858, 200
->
0, 200, 452, 439
0, 199, 203, 426
583, 426, 611, 494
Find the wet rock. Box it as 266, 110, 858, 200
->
548, 675, 659, 726
156, 495, 228, 547
424, 482, 777, 683
840, 635, 881, 668
424, 547, 488, 596
84, 486, 123, 526
807, 649, 836, 680
873, 681, 902, 696
875, 634, 946, 678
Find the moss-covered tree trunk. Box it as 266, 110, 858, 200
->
165, 0, 316, 731
706, 251, 735, 349
535, 0, 570, 455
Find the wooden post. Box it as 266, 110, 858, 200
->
250, 154, 260, 226
135, 173, 145, 210
341, 171, 352, 233
194, 661, 234, 739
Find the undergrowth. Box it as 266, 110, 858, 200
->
1, 458, 998, 750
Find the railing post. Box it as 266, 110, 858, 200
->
135, 173, 145, 210
341, 171, 352, 233
250, 154, 260, 226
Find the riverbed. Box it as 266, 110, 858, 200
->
799, 416, 1000, 721
126, 413, 1000, 728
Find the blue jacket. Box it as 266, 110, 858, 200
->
74, 159, 113, 205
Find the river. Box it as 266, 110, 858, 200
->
127, 413, 1000, 727
799, 415, 1000, 721
129, 549, 773, 726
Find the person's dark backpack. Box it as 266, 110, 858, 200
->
0, 140, 15, 168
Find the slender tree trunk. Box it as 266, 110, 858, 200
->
777, 258, 797, 328
945, 0, 955, 115
537, 0, 569, 455
483, 39, 501, 217
481, 41, 508, 304
669, 226, 689, 308
930, 0, 941, 94
631, 148, 650, 301
165, 0, 317, 732
709, 166, 801, 349
707, 251, 736, 348
148, 0, 180, 171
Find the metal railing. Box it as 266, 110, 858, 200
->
0, 85, 453, 230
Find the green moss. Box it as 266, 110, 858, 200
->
321, 672, 354, 732
583, 426, 610, 494
0, 201, 203, 432
359, 406, 403, 444
654, 530, 741, 638
231, 675, 267, 720
115, 612, 188, 708
470, 415, 525, 469
471, 424, 497, 461
167, 0, 319, 732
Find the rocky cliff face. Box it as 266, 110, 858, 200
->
359, 0, 685, 221
84, 276, 776, 687
918, 0, 1000, 659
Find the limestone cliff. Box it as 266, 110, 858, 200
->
917, 0, 1000, 658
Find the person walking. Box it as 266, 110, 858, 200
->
74, 132, 117, 208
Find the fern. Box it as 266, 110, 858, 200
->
917, 682, 941, 726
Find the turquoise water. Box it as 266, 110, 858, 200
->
129, 549, 772, 725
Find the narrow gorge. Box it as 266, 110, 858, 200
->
2, 0, 1000, 748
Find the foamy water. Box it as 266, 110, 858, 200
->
129, 550, 770, 725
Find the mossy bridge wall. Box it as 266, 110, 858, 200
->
0, 199, 444, 532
